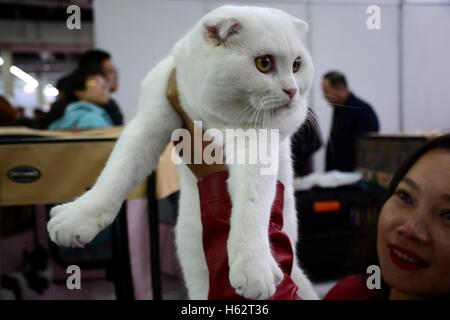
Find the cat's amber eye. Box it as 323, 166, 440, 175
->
255, 55, 274, 73
293, 57, 302, 73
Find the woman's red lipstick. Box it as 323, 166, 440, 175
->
388, 244, 430, 271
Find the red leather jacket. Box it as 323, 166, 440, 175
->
198, 171, 301, 300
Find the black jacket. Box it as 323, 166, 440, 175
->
326, 92, 379, 172
101, 98, 123, 126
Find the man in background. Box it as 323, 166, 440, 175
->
323, 71, 379, 172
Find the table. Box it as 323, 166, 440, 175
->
0, 126, 173, 299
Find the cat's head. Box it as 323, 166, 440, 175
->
174, 5, 314, 136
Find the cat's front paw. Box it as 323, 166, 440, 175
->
228, 249, 284, 300
47, 193, 117, 248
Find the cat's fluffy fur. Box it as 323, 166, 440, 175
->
47, 5, 318, 300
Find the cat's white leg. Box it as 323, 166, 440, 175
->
227, 164, 283, 300
175, 165, 209, 300
225, 132, 283, 300
47, 56, 182, 248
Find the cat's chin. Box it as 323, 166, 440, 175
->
269, 103, 291, 114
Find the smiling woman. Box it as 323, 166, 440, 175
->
325, 134, 450, 300
377, 134, 450, 300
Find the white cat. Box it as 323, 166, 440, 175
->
47, 5, 318, 300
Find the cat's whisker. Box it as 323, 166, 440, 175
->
231, 102, 258, 128
305, 108, 321, 139
250, 103, 262, 129
252, 98, 266, 129
257, 96, 274, 127
232, 105, 254, 127
238, 102, 261, 129
249, 97, 265, 128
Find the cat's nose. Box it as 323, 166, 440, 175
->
283, 88, 297, 99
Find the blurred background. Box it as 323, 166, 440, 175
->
0, 0, 449, 300
1, 0, 449, 169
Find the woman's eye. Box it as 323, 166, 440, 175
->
255, 55, 274, 73
395, 189, 413, 205
293, 57, 302, 73
439, 211, 450, 221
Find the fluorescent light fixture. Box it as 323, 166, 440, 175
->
24, 83, 37, 94
44, 84, 59, 97
10, 66, 39, 87
0, 57, 3, 66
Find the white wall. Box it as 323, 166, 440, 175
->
403, 3, 450, 132
93, 0, 207, 122
94, 0, 450, 171
310, 1, 401, 171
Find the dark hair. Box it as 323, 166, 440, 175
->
78, 49, 111, 71
384, 134, 450, 201
356, 134, 450, 299
65, 67, 105, 102
55, 75, 71, 93
0, 95, 17, 126
323, 71, 348, 88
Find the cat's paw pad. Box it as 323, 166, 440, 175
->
47, 196, 116, 248
229, 253, 284, 300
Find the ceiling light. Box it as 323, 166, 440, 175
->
10, 66, 39, 87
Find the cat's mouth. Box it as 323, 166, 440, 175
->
268, 101, 293, 114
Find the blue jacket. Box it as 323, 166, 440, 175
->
49, 101, 113, 130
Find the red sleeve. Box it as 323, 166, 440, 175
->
198, 171, 300, 300
324, 274, 384, 300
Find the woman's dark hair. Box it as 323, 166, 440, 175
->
384, 134, 450, 202
355, 134, 450, 299
65, 67, 105, 103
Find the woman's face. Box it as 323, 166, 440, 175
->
377, 149, 450, 297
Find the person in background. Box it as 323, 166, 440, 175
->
0, 95, 17, 126
291, 107, 323, 177
37, 75, 72, 129
16, 107, 25, 118
14, 106, 34, 127
32, 109, 45, 128
323, 71, 379, 172
49, 68, 112, 130
78, 49, 124, 125
325, 134, 450, 300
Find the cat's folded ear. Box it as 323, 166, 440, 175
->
292, 18, 309, 34
204, 17, 241, 46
